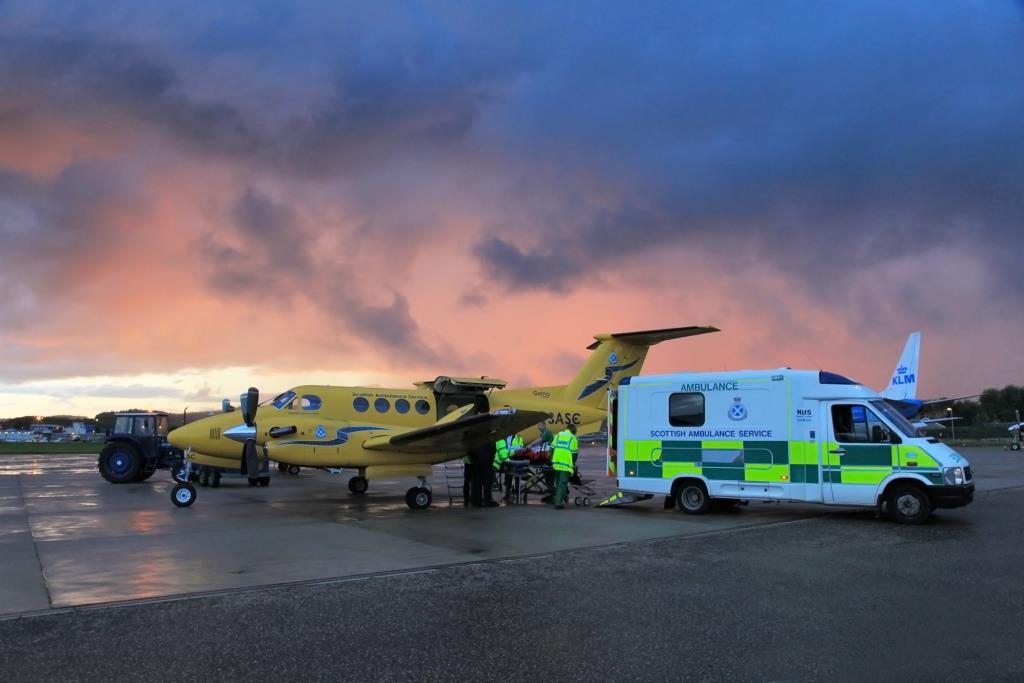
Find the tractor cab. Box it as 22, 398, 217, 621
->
98, 411, 182, 484
113, 413, 170, 440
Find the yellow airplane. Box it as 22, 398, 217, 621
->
166, 325, 718, 509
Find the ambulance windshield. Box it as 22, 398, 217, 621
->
870, 399, 919, 438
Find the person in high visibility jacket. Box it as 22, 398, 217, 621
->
495, 433, 526, 501
551, 424, 578, 509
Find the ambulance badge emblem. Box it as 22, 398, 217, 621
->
727, 396, 747, 421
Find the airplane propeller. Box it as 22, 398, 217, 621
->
239, 386, 260, 477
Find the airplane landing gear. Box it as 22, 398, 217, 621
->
348, 476, 369, 495
171, 482, 196, 507
405, 477, 432, 510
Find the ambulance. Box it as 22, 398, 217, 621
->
605, 369, 974, 524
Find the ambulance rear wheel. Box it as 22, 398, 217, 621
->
886, 484, 932, 525
349, 476, 369, 495
675, 480, 711, 515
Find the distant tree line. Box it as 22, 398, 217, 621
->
921, 384, 1024, 426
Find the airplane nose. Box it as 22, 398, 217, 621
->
168, 421, 204, 449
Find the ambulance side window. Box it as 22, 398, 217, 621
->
669, 393, 705, 427
831, 404, 893, 444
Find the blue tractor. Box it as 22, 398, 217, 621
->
97, 412, 183, 484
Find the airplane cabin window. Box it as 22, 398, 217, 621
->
375, 398, 390, 413
415, 399, 431, 415
353, 397, 369, 413
301, 395, 322, 411
395, 399, 410, 414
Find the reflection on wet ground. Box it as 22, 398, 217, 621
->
0, 447, 1014, 617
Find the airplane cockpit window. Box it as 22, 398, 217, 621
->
353, 397, 369, 412
301, 395, 322, 411
395, 399, 410, 414
415, 399, 430, 415
272, 391, 297, 410
375, 398, 390, 413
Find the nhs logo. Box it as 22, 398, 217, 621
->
892, 366, 916, 385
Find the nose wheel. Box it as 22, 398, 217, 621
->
171, 482, 196, 507
348, 476, 369, 495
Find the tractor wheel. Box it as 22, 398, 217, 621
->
98, 442, 142, 484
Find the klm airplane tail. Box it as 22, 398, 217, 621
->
881, 332, 921, 401
563, 325, 719, 408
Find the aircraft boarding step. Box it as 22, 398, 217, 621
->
443, 462, 464, 504
597, 492, 654, 507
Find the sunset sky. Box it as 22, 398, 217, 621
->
2, 1, 1023, 418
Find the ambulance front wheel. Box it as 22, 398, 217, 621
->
886, 484, 932, 525
675, 480, 711, 515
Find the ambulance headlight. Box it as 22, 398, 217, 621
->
943, 467, 965, 486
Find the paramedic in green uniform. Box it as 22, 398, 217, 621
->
551, 424, 578, 509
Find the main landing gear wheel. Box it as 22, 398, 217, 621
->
287, 465, 301, 475
405, 487, 432, 510
211, 471, 221, 488
258, 477, 270, 487
348, 476, 369, 495
171, 483, 196, 508
248, 478, 259, 487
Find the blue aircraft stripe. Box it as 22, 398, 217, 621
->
276, 425, 384, 448
577, 358, 640, 400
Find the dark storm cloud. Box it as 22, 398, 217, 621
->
0, 35, 258, 158
2, 0, 1023, 386
470, 1, 1024, 296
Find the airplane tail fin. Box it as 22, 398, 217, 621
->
563, 325, 719, 408
881, 332, 921, 401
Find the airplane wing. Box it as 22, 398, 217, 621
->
913, 416, 963, 429
361, 408, 551, 454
